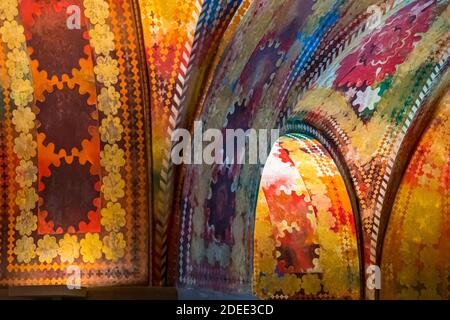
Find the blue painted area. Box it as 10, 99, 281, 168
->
289, 10, 340, 82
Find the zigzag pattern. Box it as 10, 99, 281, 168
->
177, 0, 450, 298
139, 0, 250, 285
0, 0, 150, 286
139, 0, 202, 285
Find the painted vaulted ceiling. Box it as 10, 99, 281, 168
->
0, 0, 448, 300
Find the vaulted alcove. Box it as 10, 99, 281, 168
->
253, 133, 361, 299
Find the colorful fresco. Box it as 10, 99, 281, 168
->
288, 0, 450, 285
178, 0, 450, 298
0, 0, 448, 299
0, 0, 150, 286
381, 89, 450, 299
254, 134, 360, 299
179, 0, 338, 293
137, 0, 250, 285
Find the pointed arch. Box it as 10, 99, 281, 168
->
253, 133, 361, 299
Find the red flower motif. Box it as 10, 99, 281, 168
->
334, 0, 434, 89
276, 229, 319, 274
275, 144, 295, 166
262, 185, 318, 273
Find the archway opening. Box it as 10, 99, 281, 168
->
253, 133, 361, 299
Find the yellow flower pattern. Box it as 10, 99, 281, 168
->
301, 274, 322, 295
12, 106, 35, 133
58, 234, 80, 264
99, 116, 123, 144
101, 202, 126, 232
15, 211, 37, 236
6, 48, 30, 79
36, 235, 59, 264
13, 133, 37, 160
97, 86, 121, 115
14, 236, 36, 263
101, 173, 125, 202
1, 0, 39, 266
10, 78, 34, 107
15, 186, 38, 211
100, 143, 125, 173
2, 0, 128, 267
89, 23, 115, 55
15, 159, 37, 188
83, 0, 110, 25
0, 20, 25, 49
80, 233, 103, 263
85, 0, 127, 266
94, 56, 119, 86
102, 232, 126, 261
0, 0, 18, 22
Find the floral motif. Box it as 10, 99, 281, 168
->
0, 0, 18, 22
84, 0, 110, 25
13, 133, 37, 160
89, 23, 115, 55
15, 211, 37, 236
80, 233, 103, 263
58, 234, 80, 264
15, 186, 38, 211
36, 235, 58, 264
100, 143, 125, 173
101, 172, 125, 202
97, 86, 121, 115
94, 56, 119, 86
1, 0, 136, 281
99, 116, 123, 144
301, 274, 322, 295
0, 20, 25, 50
102, 232, 126, 261
100, 202, 126, 232
85, 0, 129, 270
334, 1, 434, 88
12, 106, 35, 133
6, 48, 30, 80
10, 78, 34, 107
15, 159, 37, 188
14, 236, 36, 263
351, 85, 382, 114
